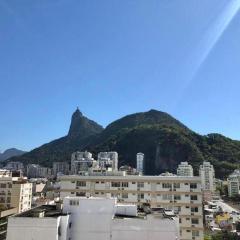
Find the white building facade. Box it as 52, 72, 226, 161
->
177, 162, 193, 177
7, 197, 180, 240
59, 175, 204, 240
136, 153, 144, 174
227, 170, 240, 197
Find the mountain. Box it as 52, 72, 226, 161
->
7, 108, 103, 166
7, 109, 240, 178
0, 148, 26, 161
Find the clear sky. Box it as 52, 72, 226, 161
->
0, 0, 240, 152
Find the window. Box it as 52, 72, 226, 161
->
138, 193, 144, 199
76, 181, 86, 187
71, 181, 75, 184
132, 182, 136, 184
122, 193, 128, 199
174, 195, 181, 200
179, 218, 182, 223
69, 200, 79, 206
137, 182, 144, 188
122, 182, 128, 188
191, 218, 199, 224
190, 195, 198, 201
190, 183, 197, 189
111, 182, 120, 188
76, 192, 86, 197
162, 183, 172, 188
0, 184, 6, 188
191, 207, 198, 213
174, 183, 180, 188
174, 206, 181, 214
162, 194, 172, 200
184, 183, 189, 185
192, 230, 199, 237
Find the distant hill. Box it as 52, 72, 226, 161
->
7, 109, 240, 178
0, 148, 26, 161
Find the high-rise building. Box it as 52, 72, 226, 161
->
27, 164, 52, 178
199, 161, 215, 201
177, 162, 193, 177
53, 162, 69, 176
136, 153, 144, 175
98, 152, 118, 171
5, 162, 24, 172
0, 169, 32, 213
227, 170, 240, 197
59, 175, 204, 240
71, 151, 95, 174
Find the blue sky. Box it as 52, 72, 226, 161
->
0, 0, 240, 152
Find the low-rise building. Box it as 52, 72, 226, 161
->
6, 197, 180, 240
59, 175, 204, 240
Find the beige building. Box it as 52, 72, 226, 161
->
59, 175, 204, 240
10, 180, 32, 213
0, 170, 32, 213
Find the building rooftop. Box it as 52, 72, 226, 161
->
15, 205, 68, 218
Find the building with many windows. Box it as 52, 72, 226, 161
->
227, 170, 240, 197
177, 162, 193, 177
97, 152, 118, 171
199, 161, 215, 201
53, 162, 69, 177
59, 175, 203, 240
136, 153, 144, 175
0, 169, 32, 214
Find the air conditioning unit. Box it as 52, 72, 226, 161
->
191, 213, 194, 216
173, 189, 176, 191
192, 225, 195, 227
191, 201, 194, 204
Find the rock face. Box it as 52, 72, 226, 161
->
68, 108, 103, 138
0, 148, 26, 161
7, 109, 240, 178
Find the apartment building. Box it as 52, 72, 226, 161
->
0, 170, 32, 213
199, 161, 215, 201
53, 162, 69, 176
136, 153, 144, 175
27, 164, 52, 178
177, 162, 193, 177
59, 175, 204, 240
10, 180, 32, 213
227, 170, 240, 197
6, 197, 180, 240
71, 151, 95, 174
98, 152, 118, 171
